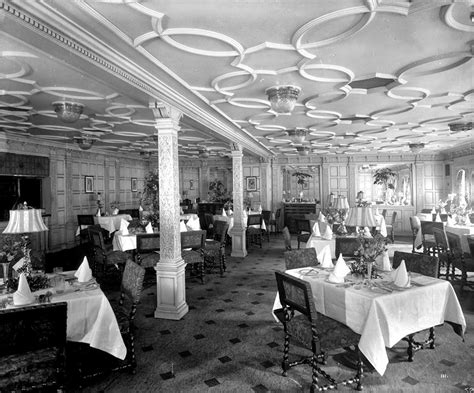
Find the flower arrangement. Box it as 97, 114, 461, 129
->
350, 233, 388, 276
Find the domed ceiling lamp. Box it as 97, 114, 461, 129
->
140, 151, 152, 158
265, 85, 301, 114
53, 101, 84, 123
296, 146, 311, 156
199, 149, 210, 159
409, 143, 425, 154
448, 121, 472, 132
287, 128, 308, 144
75, 136, 96, 150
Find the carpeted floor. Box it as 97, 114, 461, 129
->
67, 235, 474, 393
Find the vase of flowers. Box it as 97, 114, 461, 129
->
351, 233, 388, 280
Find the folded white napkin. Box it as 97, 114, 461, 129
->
74, 256, 93, 283
375, 250, 392, 271
180, 220, 188, 232
328, 254, 350, 283
186, 215, 201, 231
447, 216, 455, 226
228, 208, 233, 216
222, 208, 227, 217
435, 213, 442, 222
318, 212, 327, 223
139, 205, 144, 212
322, 225, 333, 240
318, 245, 334, 268
312, 221, 321, 237
391, 260, 410, 287
431, 207, 436, 214
120, 218, 129, 235
363, 227, 373, 238
112, 208, 119, 215
96, 210, 101, 217
145, 222, 153, 234
13, 273, 35, 305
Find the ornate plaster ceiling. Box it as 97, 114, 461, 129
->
1, 0, 473, 159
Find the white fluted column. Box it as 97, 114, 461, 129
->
230, 143, 247, 258
152, 104, 188, 320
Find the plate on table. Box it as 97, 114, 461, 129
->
298, 268, 319, 277
325, 278, 344, 284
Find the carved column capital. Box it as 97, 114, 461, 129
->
151, 101, 183, 130
230, 142, 242, 153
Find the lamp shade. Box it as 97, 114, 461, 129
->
3, 209, 48, 234
334, 196, 349, 210
345, 207, 377, 227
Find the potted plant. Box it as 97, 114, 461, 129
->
292, 171, 312, 200
373, 168, 397, 203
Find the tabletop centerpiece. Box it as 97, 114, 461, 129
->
351, 233, 388, 281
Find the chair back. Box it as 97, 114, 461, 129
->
439, 214, 448, 222
0, 302, 67, 391
136, 233, 160, 253
467, 236, 474, 257
388, 211, 397, 225
392, 251, 439, 277
120, 259, 145, 321
295, 219, 311, 234
433, 227, 448, 250
282, 226, 292, 250
88, 225, 107, 250
409, 216, 421, 233
284, 248, 318, 270
262, 210, 271, 226
304, 213, 318, 221
335, 237, 360, 258
275, 271, 317, 321
247, 214, 262, 227
181, 230, 206, 250
381, 209, 387, 219
78, 214, 95, 226
212, 220, 229, 244
420, 221, 444, 237
446, 231, 463, 256
275, 208, 281, 219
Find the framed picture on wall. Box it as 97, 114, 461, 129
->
246, 176, 257, 191
131, 177, 138, 192
84, 176, 94, 193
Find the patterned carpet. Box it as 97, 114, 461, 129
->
68, 235, 474, 393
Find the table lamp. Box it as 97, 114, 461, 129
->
345, 206, 377, 234
2, 205, 48, 277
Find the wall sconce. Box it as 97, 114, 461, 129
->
53, 101, 84, 123
189, 180, 194, 190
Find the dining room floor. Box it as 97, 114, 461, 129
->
67, 233, 474, 393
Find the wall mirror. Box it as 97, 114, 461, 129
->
357, 163, 413, 206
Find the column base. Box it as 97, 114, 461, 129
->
230, 226, 247, 258
154, 257, 189, 320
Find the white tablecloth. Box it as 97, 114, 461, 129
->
446, 224, 474, 253
96, 214, 132, 234
273, 268, 465, 376
305, 237, 336, 259
113, 233, 138, 252
3, 281, 126, 359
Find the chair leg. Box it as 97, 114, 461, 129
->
282, 331, 290, 376
406, 334, 415, 362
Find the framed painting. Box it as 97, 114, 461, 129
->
131, 177, 138, 192
246, 176, 257, 191
85, 176, 94, 193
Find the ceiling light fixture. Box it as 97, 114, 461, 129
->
199, 149, 210, 159
75, 137, 95, 150
409, 143, 425, 154
265, 85, 301, 114
448, 121, 472, 132
287, 128, 308, 144
53, 101, 84, 123
296, 146, 311, 156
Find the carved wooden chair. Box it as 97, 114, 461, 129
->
77, 214, 95, 244
284, 248, 318, 270
420, 221, 444, 255
392, 251, 440, 362
335, 236, 360, 259
432, 227, 452, 279
384, 211, 397, 243
0, 302, 67, 392
135, 233, 161, 269
274, 271, 363, 392
181, 230, 206, 284
203, 220, 229, 276
295, 219, 312, 249
246, 214, 264, 248
446, 232, 474, 293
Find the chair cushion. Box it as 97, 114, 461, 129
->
139, 253, 160, 269
105, 250, 128, 265
204, 240, 220, 250
182, 250, 203, 264
287, 314, 360, 351
247, 227, 262, 235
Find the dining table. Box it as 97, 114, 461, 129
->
1, 273, 126, 360
414, 220, 474, 253
75, 213, 132, 237
272, 266, 466, 376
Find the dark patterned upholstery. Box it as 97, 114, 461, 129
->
181, 230, 206, 284
203, 220, 229, 276
284, 248, 318, 270
280, 227, 291, 251
135, 233, 160, 269
274, 271, 363, 391
295, 219, 312, 249
0, 302, 67, 392
246, 214, 264, 248
420, 221, 444, 255
88, 226, 128, 281
447, 232, 474, 293
433, 227, 451, 279
335, 236, 360, 259
392, 251, 439, 362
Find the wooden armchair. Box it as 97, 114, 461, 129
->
135, 233, 161, 269
274, 271, 363, 391
246, 214, 264, 248
0, 302, 67, 392
446, 232, 474, 293
203, 220, 229, 276
295, 219, 312, 249
181, 230, 206, 284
